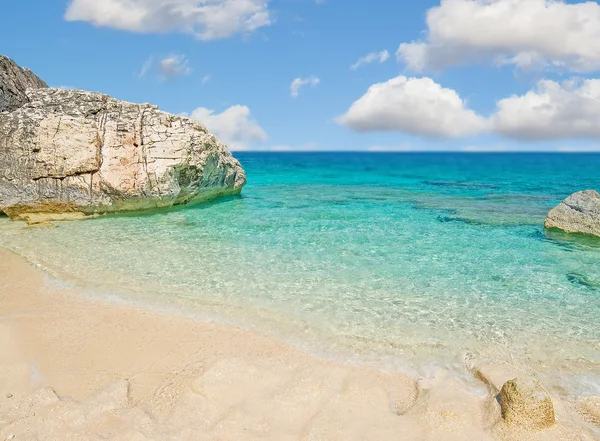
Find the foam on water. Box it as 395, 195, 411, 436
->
1, 153, 599, 396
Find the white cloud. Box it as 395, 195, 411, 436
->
290, 76, 320, 98
336, 76, 487, 138
350, 50, 390, 70
138, 57, 154, 78
159, 54, 191, 78
491, 79, 600, 140
397, 0, 600, 73
201, 74, 211, 84
187, 105, 267, 150
65, 0, 271, 41
339, 74, 600, 141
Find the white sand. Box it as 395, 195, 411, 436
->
0, 247, 596, 440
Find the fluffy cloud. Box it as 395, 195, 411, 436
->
159, 54, 191, 78
187, 105, 267, 150
336, 76, 487, 138
339, 75, 600, 141
491, 79, 600, 140
65, 0, 271, 40
350, 50, 390, 70
137, 54, 192, 79
290, 76, 320, 98
397, 0, 600, 72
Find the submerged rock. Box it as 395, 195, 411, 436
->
545, 190, 600, 238
0, 55, 47, 112
499, 377, 555, 430
0, 55, 245, 222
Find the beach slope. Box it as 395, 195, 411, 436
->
0, 247, 594, 440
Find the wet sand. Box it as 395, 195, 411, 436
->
0, 247, 596, 440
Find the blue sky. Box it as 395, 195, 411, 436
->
2, 0, 600, 151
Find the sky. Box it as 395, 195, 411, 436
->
2, 0, 600, 151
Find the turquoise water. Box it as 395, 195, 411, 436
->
1, 153, 599, 395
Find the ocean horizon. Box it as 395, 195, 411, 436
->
1, 152, 599, 398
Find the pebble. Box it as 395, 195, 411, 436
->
6, 394, 13, 399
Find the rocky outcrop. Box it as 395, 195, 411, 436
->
499, 377, 555, 430
545, 190, 600, 238
0, 55, 47, 112
0, 56, 245, 222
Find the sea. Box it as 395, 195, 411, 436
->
1, 152, 599, 397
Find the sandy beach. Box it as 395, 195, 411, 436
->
0, 246, 597, 440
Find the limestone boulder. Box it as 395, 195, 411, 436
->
0, 58, 246, 222
545, 190, 600, 238
499, 377, 555, 430
0, 55, 47, 112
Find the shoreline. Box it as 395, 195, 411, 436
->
0, 246, 597, 440
2, 229, 599, 401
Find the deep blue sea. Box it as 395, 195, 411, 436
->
1, 153, 599, 396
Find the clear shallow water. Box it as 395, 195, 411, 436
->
1, 153, 600, 395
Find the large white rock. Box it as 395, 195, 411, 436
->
545, 190, 600, 238
0, 61, 246, 222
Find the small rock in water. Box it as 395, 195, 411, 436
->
499, 376, 555, 430
545, 190, 600, 238
566, 272, 599, 290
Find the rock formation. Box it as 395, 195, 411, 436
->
499, 377, 555, 430
0, 55, 48, 112
545, 190, 600, 238
0, 55, 246, 222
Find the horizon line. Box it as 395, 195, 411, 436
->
231, 150, 600, 154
